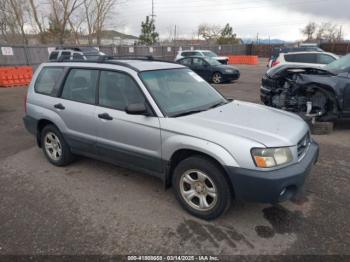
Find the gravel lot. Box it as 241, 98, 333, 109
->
0, 60, 349, 256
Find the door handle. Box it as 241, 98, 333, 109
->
54, 103, 65, 110
98, 113, 113, 120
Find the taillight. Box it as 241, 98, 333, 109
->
24, 92, 27, 113
271, 60, 280, 67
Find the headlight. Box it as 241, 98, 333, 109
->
251, 147, 293, 168
224, 69, 234, 73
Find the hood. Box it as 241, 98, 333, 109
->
164, 101, 308, 148
267, 64, 331, 78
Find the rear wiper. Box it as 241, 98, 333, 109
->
172, 109, 206, 117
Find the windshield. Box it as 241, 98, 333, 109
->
140, 68, 227, 117
202, 51, 217, 58
205, 58, 221, 66
325, 54, 350, 73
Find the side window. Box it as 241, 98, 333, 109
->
182, 52, 190, 57
61, 69, 98, 104
179, 58, 192, 66
285, 54, 317, 63
193, 58, 206, 66
318, 54, 336, 64
49, 51, 59, 60
35, 67, 64, 95
99, 71, 145, 110
61, 51, 71, 60
73, 53, 84, 60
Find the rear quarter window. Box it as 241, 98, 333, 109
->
35, 67, 64, 95
317, 54, 336, 64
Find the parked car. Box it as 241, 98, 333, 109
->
267, 46, 325, 68
23, 57, 319, 220
270, 51, 338, 68
261, 54, 350, 122
175, 50, 229, 64
177, 56, 240, 84
48, 47, 105, 61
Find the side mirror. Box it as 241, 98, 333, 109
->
125, 103, 148, 115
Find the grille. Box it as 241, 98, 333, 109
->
297, 132, 310, 158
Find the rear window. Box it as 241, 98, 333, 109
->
35, 67, 64, 95
284, 53, 317, 64
49, 51, 59, 60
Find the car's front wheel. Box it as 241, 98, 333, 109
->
212, 72, 223, 84
41, 125, 74, 166
172, 156, 231, 220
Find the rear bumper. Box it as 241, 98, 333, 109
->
23, 115, 37, 135
225, 141, 319, 203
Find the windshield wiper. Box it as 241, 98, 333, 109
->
172, 109, 206, 117
207, 101, 228, 109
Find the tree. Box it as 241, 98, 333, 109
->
139, 16, 159, 45
82, 0, 117, 45
217, 23, 237, 44
50, 0, 83, 44
316, 22, 339, 42
197, 23, 221, 41
301, 22, 317, 41
28, 0, 46, 43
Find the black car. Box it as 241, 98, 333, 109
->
261, 54, 350, 122
177, 57, 240, 84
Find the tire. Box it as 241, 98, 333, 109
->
212, 72, 223, 84
310, 121, 334, 135
41, 124, 74, 166
172, 156, 232, 220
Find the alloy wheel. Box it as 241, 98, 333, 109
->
179, 169, 218, 211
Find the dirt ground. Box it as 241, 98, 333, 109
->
0, 60, 349, 257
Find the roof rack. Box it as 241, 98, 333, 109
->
51, 55, 180, 72
52, 55, 165, 72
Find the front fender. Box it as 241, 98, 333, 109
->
162, 133, 240, 167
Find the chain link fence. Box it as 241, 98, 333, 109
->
0, 44, 249, 68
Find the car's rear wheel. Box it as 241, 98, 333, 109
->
172, 156, 231, 220
41, 125, 74, 166
212, 72, 223, 84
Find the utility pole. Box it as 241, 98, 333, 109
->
150, 0, 156, 22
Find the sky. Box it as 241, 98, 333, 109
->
113, 0, 350, 41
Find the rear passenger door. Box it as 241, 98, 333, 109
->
56, 68, 99, 152
95, 70, 162, 174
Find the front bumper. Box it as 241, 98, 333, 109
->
223, 71, 240, 82
225, 141, 319, 203
260, 85, 272, 105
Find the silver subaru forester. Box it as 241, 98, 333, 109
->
23, 57, 319, 220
